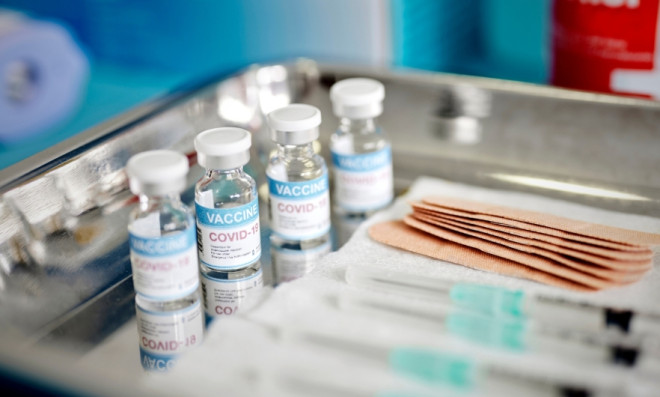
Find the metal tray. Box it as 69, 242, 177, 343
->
1, 59, 659, 394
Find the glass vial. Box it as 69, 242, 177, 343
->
266, 104, 331, 254
136, 299, 204, 372
194, 128, 263, 321
126, 150, 204, 371
126, 150, 201, 311
329, 78, 393, 219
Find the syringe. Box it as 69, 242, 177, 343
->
345, 264, 660, 339
254, 312, 641, 397
337, 287, 660, 376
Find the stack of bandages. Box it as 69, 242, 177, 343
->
369, 197, 660, 291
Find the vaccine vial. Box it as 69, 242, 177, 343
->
126, 150, 201, 311
126, 150, 204, 371
329, 78, 393, 218
266, 104, 331, 253
136, 300, 204, 372
194, 128, 263, 320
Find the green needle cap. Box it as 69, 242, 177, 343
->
450, 284, 526, 318
446, 312, 527, 351
389, 348, 476, 389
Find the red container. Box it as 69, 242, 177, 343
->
551, 0, 660, 99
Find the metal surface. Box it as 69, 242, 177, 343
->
0, 59, 659, 393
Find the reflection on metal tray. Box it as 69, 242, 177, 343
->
1, 59, 659, 359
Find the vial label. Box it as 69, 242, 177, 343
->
272, 242, 331, 284
201, 269, 264, 319
331, 145, 393, 212
267, 173, 331, 240
136, 301, 204, 372
195, 197, 261, 270
129, 219, 199, 300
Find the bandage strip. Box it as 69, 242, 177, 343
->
369, 197, 660, 290
415, 198, 659, 250
368, 220, 594, 291
411, 214, 650, 279
412, 209, 653, 261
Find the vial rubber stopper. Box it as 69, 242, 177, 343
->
267, 104, 321, 145
126, 150, 189, 195
330, 78, 385, 119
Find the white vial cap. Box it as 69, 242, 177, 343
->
267, 104, 321, 145
126, 150, 189, 196
195, 127, 251, 170
330, 78, 385, 119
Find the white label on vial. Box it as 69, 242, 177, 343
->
267, 173, 330, 240
137, 301, 204, 372
195, 197, 261, 270
201, 269, 264, 318
129, 219, 199, 300
331, 145, 393, 212
272, 242, 331, 284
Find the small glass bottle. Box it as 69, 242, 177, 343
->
194, 128, 263, 321
135, 300, 204, 372
266, 104, 331, 255
126, 150, 204, 371
330, 78, 393, 220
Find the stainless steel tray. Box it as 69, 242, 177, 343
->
1, 59, 659, 394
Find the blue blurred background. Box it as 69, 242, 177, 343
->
0, 0, 550, 170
